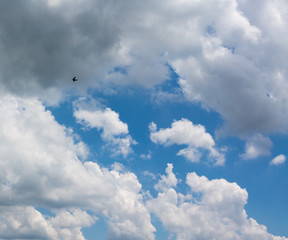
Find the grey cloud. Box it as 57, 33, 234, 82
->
172, 0, 288, 137
2, 0, 288, 137
0, 0, 122, 98
177, 51, 288, 136
0, 0, 169, 102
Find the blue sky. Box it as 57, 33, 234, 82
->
0, 0, 288, 239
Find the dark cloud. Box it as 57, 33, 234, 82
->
1, 0, 288, 135
0, 0, 123, 96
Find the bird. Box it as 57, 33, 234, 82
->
72, 76, 78, 82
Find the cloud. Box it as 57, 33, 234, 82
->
73, 98, 136, 157
147, 163, 288, 240
149, 119, 225, 165
50, 209, 97, 239
0, 95, 154, 240
270, 154, 286, 166
0, 207, 96, 239
1, 0, 288, 140
0, 0, 169, 104
0, 95, 286, 239
0, 206, 58, 239
154, 163, 177, 191
140, 151, 152, 160
172, 0, 288, 137
0, 0, 121, 98
142, 171, 157, 180
241, 134, 272, 160
1, 1, 288, 238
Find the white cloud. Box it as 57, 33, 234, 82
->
50, 209, 97, 240
142, 171, 157, 180
0, 95, 155, 240
75, 107, 128, 137
0, 207, 96, 240
74, 99, 136, 157
0, 96, 286, 239
154, 163, 178, 191
149, 119, 225, 165
140, 151, 152, 160
0, 206, 58, 239
241, 134, 272, 160
147, 163, 288, 240
270, 154, 286, 166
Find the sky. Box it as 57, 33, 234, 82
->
0, 0, 288, 239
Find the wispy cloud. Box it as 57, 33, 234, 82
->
241, 134, 272, 160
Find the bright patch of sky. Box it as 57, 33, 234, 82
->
0, 0, 288, 239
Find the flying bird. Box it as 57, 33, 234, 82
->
72, 76, 78, 82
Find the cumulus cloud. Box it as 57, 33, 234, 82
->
0, 206, 58, 239
241, 134, 272, 160
0, 207, 96, 240
154, 163, 177, 191
1, 1, 288, 238
149, 119, 225, 165
73, 98, 136, 157
1, 0, 288, 140
0, 95, 287, 239
0, 95, 154, 240
270, 154, 286, 166
147, 163, 288, 240
172, 0, 288, 137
